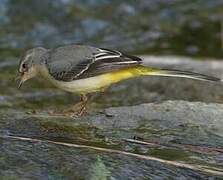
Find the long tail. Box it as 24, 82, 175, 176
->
136, 66, 221, 82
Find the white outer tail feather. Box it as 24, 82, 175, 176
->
146, 69, 221, 82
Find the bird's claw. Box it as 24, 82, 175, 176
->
48, 107, 86, 118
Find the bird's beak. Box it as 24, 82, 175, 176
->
15, 73, 25, 89
18, 79, 24, 89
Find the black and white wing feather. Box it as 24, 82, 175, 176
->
82, 48, 142, 78
46, 45, 142, 81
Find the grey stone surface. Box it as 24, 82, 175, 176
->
1, 101, 223, 178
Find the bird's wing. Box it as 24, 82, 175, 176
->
46, 45, 142, 81
77, 48, 142, 79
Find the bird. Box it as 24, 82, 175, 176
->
17, 44, 222, 116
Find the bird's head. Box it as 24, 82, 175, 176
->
17, 47, 47, 88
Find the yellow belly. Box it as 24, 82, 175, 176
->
40, 66, 144, 94
52, 68, 140, 94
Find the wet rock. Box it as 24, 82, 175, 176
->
0, 101, 223, 178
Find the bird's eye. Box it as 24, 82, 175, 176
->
22, 63, 27, 68
21, 63, 28, 72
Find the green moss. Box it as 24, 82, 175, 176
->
149, 148, 189, 161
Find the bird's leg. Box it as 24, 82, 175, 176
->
74, 94, 89, 116
63, 94, 89, 117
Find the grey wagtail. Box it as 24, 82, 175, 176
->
17, 44, 221, 116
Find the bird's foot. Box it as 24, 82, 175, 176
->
48, 109, 86, 117
48, 102, 87, 117
48, 94, 89, 117
62, 105, 87, 117
62, 101, 87, 117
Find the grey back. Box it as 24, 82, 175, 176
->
45, 44, 142, 81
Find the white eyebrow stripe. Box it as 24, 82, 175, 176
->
24, 54, 32, 61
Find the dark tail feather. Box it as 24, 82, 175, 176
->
139, 66, 222, 82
